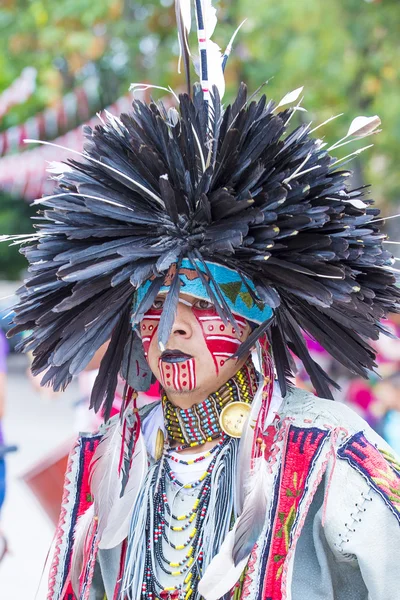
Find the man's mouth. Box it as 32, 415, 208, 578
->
160, 350, 193, 363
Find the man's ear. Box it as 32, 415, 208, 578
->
121, 328, 155, 391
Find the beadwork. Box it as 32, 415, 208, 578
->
163, 358, 258, 448
140, 437, 231, 600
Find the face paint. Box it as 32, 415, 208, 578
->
158, 357, 196, 391
192, 306, 248, 374
140, 308, 161, 357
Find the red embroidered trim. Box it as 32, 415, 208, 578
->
261, 426, 328, 600
338, 432, 400, 523
241, 543, 258, 599
47, 440, 79, 600
281, 429, 336, 599
48, 436, 101, 600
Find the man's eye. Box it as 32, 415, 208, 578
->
194, 299, 214, 310
152, 298, 164, 310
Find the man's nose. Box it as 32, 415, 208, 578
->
170, 302, 193, 339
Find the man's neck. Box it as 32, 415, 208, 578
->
162, 388, 211, 410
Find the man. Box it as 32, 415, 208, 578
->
5, 1, 400, 598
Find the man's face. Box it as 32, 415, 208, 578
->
140, 293, 252, 397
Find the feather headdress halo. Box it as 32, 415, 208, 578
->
5, 1, 400, 420
6, 81, 400, 418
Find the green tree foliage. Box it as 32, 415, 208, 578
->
0, 0, 399, 279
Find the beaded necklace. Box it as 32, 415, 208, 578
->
162, 358, 257, 448
140, 436, 233, 600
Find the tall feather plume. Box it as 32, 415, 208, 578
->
194, 0, 225, 100
175, 0, 192, 94
4, 2, 400, 414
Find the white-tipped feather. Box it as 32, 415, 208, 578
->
90, 407, 145, 546
275, 86, 304, 110
99, 429, 147, 549
201, 0, 218, 37
205, 40, 225, 98
236, 383, 263, 512
232, 452, 271, 565
347, 115, 381, 138
200, 452, 276, 600
198, 525, 248, 600
223, 20, 246, 67
175, 0, 192, 74
70, 503, 95, 599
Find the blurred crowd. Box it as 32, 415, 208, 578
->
294, 314, 400, 455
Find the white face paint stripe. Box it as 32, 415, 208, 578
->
173, 363, 180, 391
141, 337, 151, 343
178, 298, 192, 307
214, 352, 234, 357
197, 315, 223, 321
142, 314, 162, 320
188, 358, 196, 388
158, 358, 166, 387
206, 336, 241, 345
198, 315, 247, 327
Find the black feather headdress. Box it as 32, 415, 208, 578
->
5, 5, 400, 420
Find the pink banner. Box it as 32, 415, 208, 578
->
0, 77, 100, 157
0, 94, 135, 201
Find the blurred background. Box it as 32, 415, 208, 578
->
0, 0, 400, 597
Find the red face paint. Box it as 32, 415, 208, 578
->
158, 357, 196, 392
140, 308, 161, 357
141, 301, 247, 386
192, 306, 247, 374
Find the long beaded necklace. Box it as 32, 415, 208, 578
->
139, 435, 237, 600
162, 358, 257, 448
124, 362, 257, 600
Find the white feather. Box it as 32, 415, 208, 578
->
70, 504, 95, 598
198, 524, 248, 600
201, 0, 217, 37
90, 407, 143, 545
89, 418, 124, 537
175, 0, 192, 74
236, 383, 263, 512
180, 0, 192, 32
275, 86, 304, 110
347, 115, 381, 138
99, 430, 147, 549
205, 40, 225, 98
232, 453, 271, 565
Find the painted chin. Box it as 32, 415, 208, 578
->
158, 357, 197, 392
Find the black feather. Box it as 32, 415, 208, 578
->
5, 81, 399, 417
